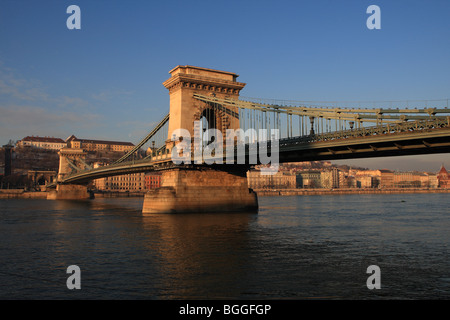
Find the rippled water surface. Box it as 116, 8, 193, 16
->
0, 193, 449, 299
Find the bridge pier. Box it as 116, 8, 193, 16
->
47, 184, 93, 200
142, 167, 258, 214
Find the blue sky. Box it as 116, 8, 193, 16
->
1, 0, 449, 171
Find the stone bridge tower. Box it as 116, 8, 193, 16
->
163, 65, 245, 138
143, 66, 258, 214
47, 148, 92, 200
56, 148, 88, 181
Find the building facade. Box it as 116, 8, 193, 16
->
247, 170, 297, 189
320, 168, 340, 189
92, 162, 145, 192
427, 173, 439, 188
17, 136, 67, 150
144, 172, 162, 189
93, 172, 146, 192
437, 165, 450, 188
297, 170, 322, 188
379, 170, 394, 188
66, 135, 135, 153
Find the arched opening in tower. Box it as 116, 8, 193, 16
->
200, 107, 217, 146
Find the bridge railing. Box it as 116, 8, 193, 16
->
193, 94, 450, 141
287, 117, 450, 144
240, 97, 450, 111
170, 117, 450, 165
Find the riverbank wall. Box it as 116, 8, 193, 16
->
94, 192, 145, 198
254, 188, 450, 196
1, 188, 449, 199
0, 190, 146, 199
0, 189, 48, 199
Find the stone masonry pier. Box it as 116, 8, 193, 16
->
143, 167, 258, 214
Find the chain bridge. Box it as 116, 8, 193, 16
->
47, 65, 450, 213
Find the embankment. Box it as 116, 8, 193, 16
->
254, 188, 450, 196
1, 189, 448, 199
0, 190, 146, 199
94, 192, 145, 198
0, 190, 48, 199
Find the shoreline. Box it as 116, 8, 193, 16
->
0, 190, 147, 199
254, 188, 450, 196
1, 188, 449, 199
94, 191, 146, 198
0, 190, 48, 199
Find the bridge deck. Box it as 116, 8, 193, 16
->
52, 123, 450, 186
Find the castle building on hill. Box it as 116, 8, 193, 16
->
17, 136, 67, 150
66, 135, 134, 153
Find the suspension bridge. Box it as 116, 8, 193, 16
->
47, 65, 450, 213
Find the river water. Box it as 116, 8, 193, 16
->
0, 193, 449, 299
